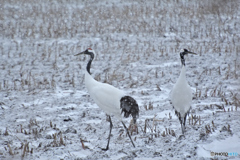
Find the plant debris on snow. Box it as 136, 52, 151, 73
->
0, 0, 240, 159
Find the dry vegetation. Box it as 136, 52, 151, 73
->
0, 0, 239, 91
0, 0, 240, 159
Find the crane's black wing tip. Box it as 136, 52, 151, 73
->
120, 96, 139, 123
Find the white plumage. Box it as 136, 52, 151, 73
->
171, 66, 192, 116
75, 48, 139, 150
170, 48, 196, 134
84, 70, 125, 120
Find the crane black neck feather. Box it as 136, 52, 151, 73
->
180, 52, 186, 66
86, 52, 94, 74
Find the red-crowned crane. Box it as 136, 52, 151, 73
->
170, 49, 197, 134
75, 48, 139, 150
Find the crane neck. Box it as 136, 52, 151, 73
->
177, 65, 187, 86
86, 52, 94, 74
180, 65, 186, 78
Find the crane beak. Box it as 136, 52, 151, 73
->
74, 51, 85, 56
187, 51, 197, 55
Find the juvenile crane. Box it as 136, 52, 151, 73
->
170, 49, 197, 134
75, 48, 139, 150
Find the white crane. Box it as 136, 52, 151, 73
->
75, 48, 139, 150
170, 49, 197, 134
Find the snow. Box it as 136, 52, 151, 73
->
197, 135, 240, 158
0, 0, 240, 159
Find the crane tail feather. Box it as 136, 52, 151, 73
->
120, 96, 139, 123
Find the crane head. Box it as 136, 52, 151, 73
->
75, 48, 94, 56
180, 49, 197, 55
180, 49, 197, 65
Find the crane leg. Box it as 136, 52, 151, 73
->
181, 123, 185, 134
102, 115, 113, 151
181, 114, 187, 134
121, 121, 135, 148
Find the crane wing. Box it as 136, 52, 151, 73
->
87, 82, 125, 116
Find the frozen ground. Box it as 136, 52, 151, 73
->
0, 0, 240, 159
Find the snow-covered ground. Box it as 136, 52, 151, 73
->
0, 0, 240, 159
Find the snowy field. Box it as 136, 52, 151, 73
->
0, 0, 240, 159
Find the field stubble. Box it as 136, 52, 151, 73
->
0, 0, 240, 159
